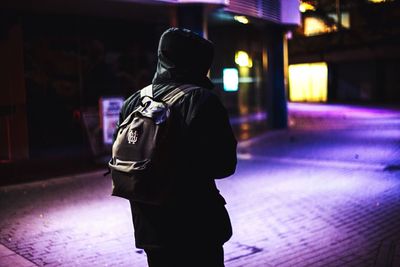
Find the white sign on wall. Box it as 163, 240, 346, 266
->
100, 97, 124, 145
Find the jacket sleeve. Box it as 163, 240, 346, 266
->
184, 91, 237, 179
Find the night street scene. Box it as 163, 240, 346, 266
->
1, 0, 400, 266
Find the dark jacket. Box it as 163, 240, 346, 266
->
117, 28, 237, 248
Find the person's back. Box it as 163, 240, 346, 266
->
116, 28, 237, 267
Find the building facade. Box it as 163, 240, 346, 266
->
0, 0, 299, 182
288, 0, 400, 104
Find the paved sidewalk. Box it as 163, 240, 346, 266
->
1, 103, 400, 267
0, 244, 36, 267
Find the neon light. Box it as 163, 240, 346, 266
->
368, 0, 386, 3
234, 15, 249, 24
304, 17, 335, 36
235, 51, 253, 68
288, 62, 328, 102
299, 2, 316, 12
223, 68, 239, 92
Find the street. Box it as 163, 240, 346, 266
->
1, 103, 400, 267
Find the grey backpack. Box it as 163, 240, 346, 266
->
109, 84, 196, 204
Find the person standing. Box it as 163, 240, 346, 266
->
115, 28, 237, 267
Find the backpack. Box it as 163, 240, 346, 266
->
109, 84, 197, 204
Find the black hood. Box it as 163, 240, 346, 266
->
152, 28, 214, 89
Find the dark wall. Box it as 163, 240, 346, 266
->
330, 60, 400, 103
22, 14, 161, 158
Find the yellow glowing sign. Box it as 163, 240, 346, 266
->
288, 62, 328, 102
234, 16, 249, 24
299, 2, 316, 12
368, 0, 386, 3
304, 17, 335, 36
235, 51, 253, 68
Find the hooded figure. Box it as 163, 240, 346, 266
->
152, 27, 214, 89
115, 28, 237, 267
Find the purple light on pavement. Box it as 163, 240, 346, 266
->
1, 102, 399, 267
217, 160, 400, 265
288, 102, 399, 118
220, 102, 400, 265
359, 128, 400, 139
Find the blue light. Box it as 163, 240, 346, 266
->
223, 68, 239, 92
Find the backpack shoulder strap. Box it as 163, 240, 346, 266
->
119, 85, 153, 129
162, 84, 198, 105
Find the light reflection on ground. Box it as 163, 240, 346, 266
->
218, 159, 400, 266
288, 102, 399, 118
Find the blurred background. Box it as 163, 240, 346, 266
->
0, 0, 399, 185
1, 2, 400, 266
